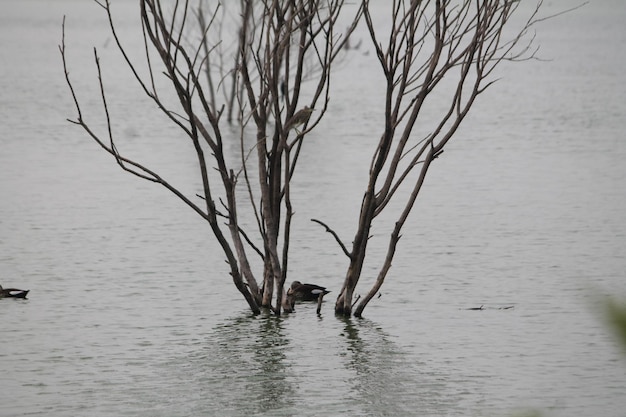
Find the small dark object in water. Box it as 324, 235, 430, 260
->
0, 284, 29, 299
288, 281, 330, 301
464, 304, 515, 311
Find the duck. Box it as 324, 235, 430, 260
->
287, 281, 330, 301
0, 285, 30, 299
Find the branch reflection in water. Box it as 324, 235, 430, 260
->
163, 306, 453, 416
167, 313, 297, 416
338, 316, 452, 415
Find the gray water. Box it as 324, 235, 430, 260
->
1, 1, 625, 416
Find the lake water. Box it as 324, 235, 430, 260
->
1, 1, 625, 416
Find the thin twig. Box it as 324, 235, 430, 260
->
311, 218, 352, 259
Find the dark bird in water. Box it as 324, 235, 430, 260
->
287, 280, 330, 301
0, 285, 29, 299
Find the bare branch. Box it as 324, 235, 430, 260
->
311, 218, 352, 260
337, 0, 547, 317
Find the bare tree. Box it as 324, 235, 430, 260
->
61, 0, 361, 315
62, 0, 549, 318
316, 0, 545, 317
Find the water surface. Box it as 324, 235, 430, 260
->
1, 1, 625, 416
